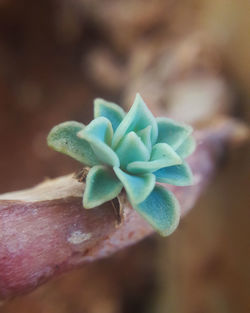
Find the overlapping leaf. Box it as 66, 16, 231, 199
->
84, 165, 123, 208
132, 185, 180, 236
112, 94, 158, 149
48, 94, 196, 236
77, 117, 120, 167
47, 121, 99, 166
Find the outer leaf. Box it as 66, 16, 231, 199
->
156, 117, 193, 150
115, 132, 150, 169
94, 98, 125, 131
176, 135, 196, 159
112, 93, 158, 149
77, 116, 118, 166
47, 121, 99, 166
83, 165, 123, 208
132, 185, 180, 236
77, 117, 119, 167
113, 167, 155, 204
83, 117, 113, 146
136, 126, 152, 152
127, 143, 181, 174
154, 162, 194, 186
151, 143, 182, 163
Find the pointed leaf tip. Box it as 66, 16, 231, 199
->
115, 131, 150, 169
77, 117, 120, 167
127, 143, 181, 174
81, 116, 113, 145
94, 98, 125, 131
154, 162, 194, 186
176, 135, 196, 159
112, 94, 158, 149
156, 117, 193, 150
136, 125, 152, 152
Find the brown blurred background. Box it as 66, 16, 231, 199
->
0, 1, 249, 312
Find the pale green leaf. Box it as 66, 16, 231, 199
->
154, 162, 194, 186
83, 165, 123, 208
94, 98, 125, 131
157, 117, 192, 150
47, 121, 99, 166
112, 93, 158, 149
132, 185, 180, 236
113, 167, 155, 204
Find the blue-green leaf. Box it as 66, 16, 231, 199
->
82, 116, 113, 145
156, 117, 193, 150
132, 185, 180, 236
112, 93, 158, 149
77, 118, 119, 167
115, 132, 150, 169
113, 167, 155, 204
83, 165, 123, 208
47, 121, 99, 166
151, 143, 182, 163
94, 98, 125, 131
176, 135, 196, 159
127, 143, 181, 174
154, 162, 193, 186
136, 126, 152, 152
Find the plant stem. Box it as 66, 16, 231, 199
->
0, 118, 248, 299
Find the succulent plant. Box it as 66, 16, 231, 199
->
47, 94, 196, 236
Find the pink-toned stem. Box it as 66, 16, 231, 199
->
0, 119, 247, 300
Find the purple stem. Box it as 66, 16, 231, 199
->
0, 119, 241, 299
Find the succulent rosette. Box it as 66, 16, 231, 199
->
47, 94, 196, 236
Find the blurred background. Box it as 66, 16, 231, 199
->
0, 0, 249, 312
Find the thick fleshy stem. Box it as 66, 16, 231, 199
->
0, 118, 248, 300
